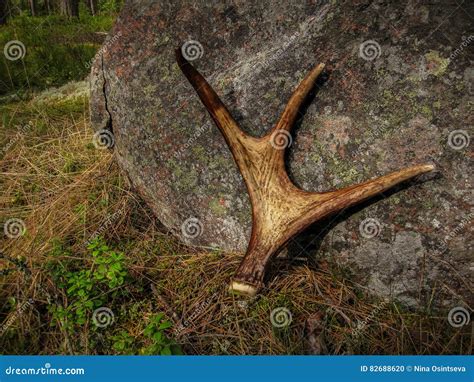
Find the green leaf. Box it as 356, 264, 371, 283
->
153, 332, 163, 342
171, 345, 184, 355
158, 321, 172, 330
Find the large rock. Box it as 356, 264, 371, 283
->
90, 0, 473, 306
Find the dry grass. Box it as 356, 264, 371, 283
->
0, 82, 471, 355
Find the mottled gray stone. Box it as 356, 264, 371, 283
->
90, 0, 473, 307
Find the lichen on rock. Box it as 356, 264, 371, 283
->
90, 0, 473, 307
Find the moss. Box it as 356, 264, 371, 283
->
424, 51, 449, 77
326, 156, 361, 185
209, 197, 227, 216
420, 105, 433, 119
167, 158, 199, 191
142, 84, 159, 98
192, 145, 208, 163
310, 151, 322, 162
207, 154, 231, 171
422, 198, 435, 210
178, 169, 199, 191
390, 196, 401, 205
63, 156, 83, 173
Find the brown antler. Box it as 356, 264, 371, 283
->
176, 48, 435, 297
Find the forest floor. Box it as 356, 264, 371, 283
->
0, 80, 471, 355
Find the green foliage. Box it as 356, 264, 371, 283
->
110, 314, 183, 355
140, 314, 183, 355
89, 238, 127, 288
99, 0, 125, 13
48, 237, 127, 331
63, 156, 83, 173
111, 330, 135, 355
0, 13, 116, 95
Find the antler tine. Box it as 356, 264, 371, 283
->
175, 49, 249, 151
307, 164, 436, 219
271, 62, 325, 134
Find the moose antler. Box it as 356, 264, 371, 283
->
176, 48, 435, 297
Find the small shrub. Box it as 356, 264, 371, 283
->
140, 313, 183, 355
48, 237, 127, 331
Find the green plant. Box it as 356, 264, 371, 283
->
0, 14, 117, 95
73, 203, 87, 225
89, 238, 127, 289
63, 156, 82, 173
48, 237, 127, 331
140, 313, 182, 355
111, 330, 135, 354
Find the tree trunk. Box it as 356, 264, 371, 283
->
60, 0, 79, 18
28, 0, 36, 16
0, 0, 8, 25
85, 0, 97, 16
